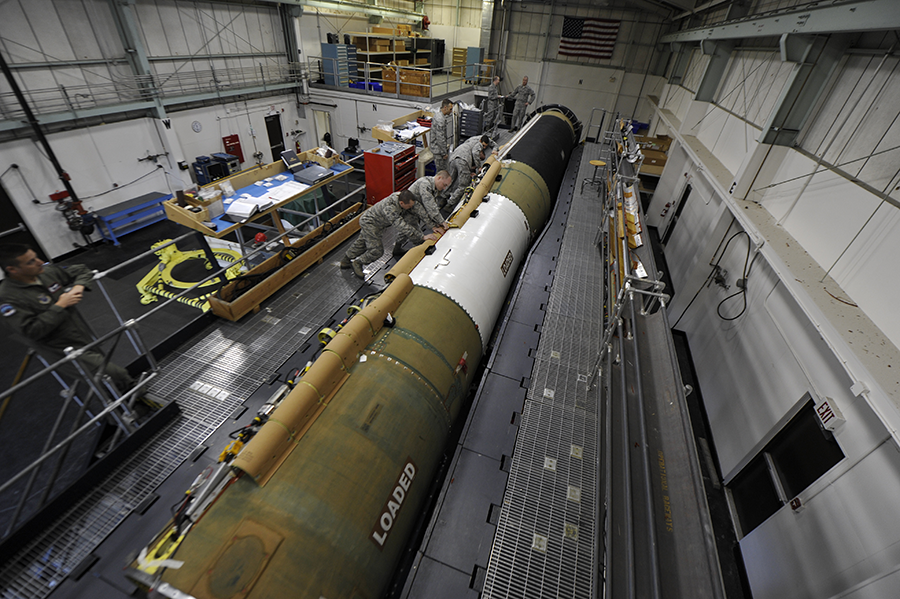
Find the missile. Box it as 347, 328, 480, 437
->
129, 106, 580, 599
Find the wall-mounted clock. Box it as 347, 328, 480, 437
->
191, 120, 202, 133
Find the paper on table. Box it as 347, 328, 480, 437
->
266, 180, 310, 203
396, 125, 430, 140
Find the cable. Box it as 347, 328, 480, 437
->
671, 227, 752, 329
79, 166, 164, 200
716, 231, 753, 321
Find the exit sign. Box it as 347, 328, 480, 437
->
816, 398, 845, 432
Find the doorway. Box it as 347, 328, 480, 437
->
0, 182, 43, 256
313, 110, 332, 150
265, 114, 285, 162
661, 183, 691, 245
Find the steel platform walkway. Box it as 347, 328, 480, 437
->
399, 142, 603, 599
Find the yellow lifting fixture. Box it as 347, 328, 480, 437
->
136, 240, 243, 311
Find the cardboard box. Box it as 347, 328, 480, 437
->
393, 40, 406, 51
643, 149, 667, 166
636, 135, 672, 153
415, 58, 428, 65
382, 68, 430, 96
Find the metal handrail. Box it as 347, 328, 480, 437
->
0, 182, 360, 538
306, 55, 488, 101
595, 120, 666, 599
0, 62, 305, 121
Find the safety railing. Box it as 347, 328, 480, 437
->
307, 56, 494, 101
591, 119, 725, 599
0, 180, 365, 539
0, 62, 303, 123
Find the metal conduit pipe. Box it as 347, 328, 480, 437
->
628, 289, 663, 599
619, 329, 636, 599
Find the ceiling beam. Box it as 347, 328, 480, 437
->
259, 0, 424, 21
661, 0, 900, 43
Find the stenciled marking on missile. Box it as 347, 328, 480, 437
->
360, 403, 382, 433
501, 250, 514, 277
370, 457, 418, 550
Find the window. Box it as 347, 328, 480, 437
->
728, 397, 844, 536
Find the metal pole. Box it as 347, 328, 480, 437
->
94, 277, 142, 356
627, 290, 662, 599
0, 51, 82, 208
619, 329, 635, 599
92, 232, 194, 280
0, 223, 25, 239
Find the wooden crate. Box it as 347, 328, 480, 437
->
209, 203, 363, 321
163, 197, 213, 233
382, 67, 398, 93
451, 47, 466, 76
400, 70, 430, 97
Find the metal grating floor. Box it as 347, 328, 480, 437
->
482, 148, 606, 599
0, 248, 371, 599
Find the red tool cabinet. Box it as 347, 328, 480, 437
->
364, 141, 417, 205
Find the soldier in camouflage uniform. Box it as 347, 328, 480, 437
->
445, 135, 492, 210
408, 171, 452, 229
430, 99, 454, 174
0, 244, 135, 391
483, 76, 503, 137
340, 190, 439, 279
509, 75, 535, 132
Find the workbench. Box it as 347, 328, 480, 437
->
371, 109, 433, 147
95, 191, 170, 246
163, 149, 358, 321
164, 150, 353, 241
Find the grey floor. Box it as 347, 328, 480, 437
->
0, 132, 608, 599
400, 142, 606, 599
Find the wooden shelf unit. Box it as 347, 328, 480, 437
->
451, 48, 466, 76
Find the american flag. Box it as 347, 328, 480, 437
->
558, 17, 620, 61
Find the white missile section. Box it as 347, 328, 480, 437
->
411, 192, 532, 349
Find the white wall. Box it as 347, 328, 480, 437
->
654, 37, 900, 599
0, 94, 306, 259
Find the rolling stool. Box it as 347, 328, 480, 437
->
581, 159, 607, 194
